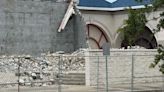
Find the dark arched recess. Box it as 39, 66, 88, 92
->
121, 27, 157, 49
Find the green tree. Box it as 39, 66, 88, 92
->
154, 0, 164, 32
118, 8, 148, 48
119, 0, 164, 44
118, 0, 164, 73
150, 45, 164, 74
136, 0, 164, 74
136, 0, 164, 32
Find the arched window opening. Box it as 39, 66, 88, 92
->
87, 24, 109, 49
121, 27, 157, 49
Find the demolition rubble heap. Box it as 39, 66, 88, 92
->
0, 52, 85, 87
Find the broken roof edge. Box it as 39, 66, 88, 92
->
58, 0, 75, 32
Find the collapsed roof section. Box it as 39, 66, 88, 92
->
58, 0, 75, 32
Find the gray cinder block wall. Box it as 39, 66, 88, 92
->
0, 0, 87, 55
85, 49, 163, 88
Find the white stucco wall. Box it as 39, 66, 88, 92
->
84, 49, 163, 91
79, 8, 164, 47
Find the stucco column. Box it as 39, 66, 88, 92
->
84, 49, 91, 86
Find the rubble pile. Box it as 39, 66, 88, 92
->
0, 53, 85, 87
120, 45, 146, 49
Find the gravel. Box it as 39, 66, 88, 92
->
0, 52, 85, 87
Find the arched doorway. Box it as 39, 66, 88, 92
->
121, 27, 157, 49
87, 24, 109, 49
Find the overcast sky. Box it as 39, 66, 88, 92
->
105, 0, 117, 3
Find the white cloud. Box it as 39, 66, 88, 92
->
105, 0, 117, 3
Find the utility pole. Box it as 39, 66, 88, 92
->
102, 42, 110, 92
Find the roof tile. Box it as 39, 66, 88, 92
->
78, 0, 152, 8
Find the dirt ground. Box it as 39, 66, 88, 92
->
0, 85, 95, 92
0, 84, 163, 92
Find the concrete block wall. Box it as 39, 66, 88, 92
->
85, 49, 163, 87
0, 0, 87, 55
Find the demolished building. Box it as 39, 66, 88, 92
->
0, 0, 87, 55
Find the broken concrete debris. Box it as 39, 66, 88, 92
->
0, 53, 85, 88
